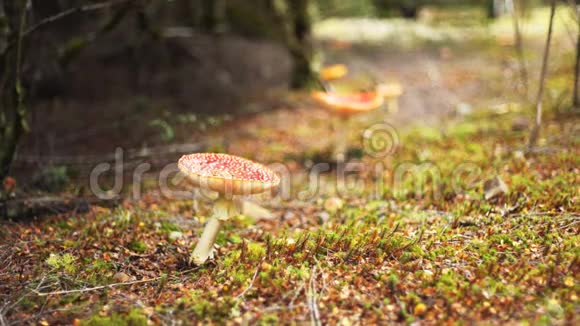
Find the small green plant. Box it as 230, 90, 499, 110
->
46, 253, 77, 274
149, 119, 175, 142
128, 240, 148, 254
114, 209, 133, 227
32, 166, 70, 192
159, 221, 182, 232
222, 249, 241, 268
247, 242, 266, 261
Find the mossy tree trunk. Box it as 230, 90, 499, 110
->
178, 0, 226, 33
0, 0, 28, 181
574, 7, 580, 108
286, 0, 317, 89
201, 0, 226, 33
238, 0, 316, 89
177, 0, 202, 27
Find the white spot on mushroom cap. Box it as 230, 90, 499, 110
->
178, 153, 279, 184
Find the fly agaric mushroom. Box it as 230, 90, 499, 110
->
312, 91, 384, 163
320, 64, 348, 81
377, 82, 403, 113
178, 153, 280, 265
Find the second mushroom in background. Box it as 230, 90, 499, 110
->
312, 91, 384, 163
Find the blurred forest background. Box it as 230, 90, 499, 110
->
2, 0, 576, 191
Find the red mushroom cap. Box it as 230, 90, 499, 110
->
312, 91, 384, 116
178, 153, 280, 195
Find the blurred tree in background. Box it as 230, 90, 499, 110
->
0, 0, 319, 181
0, 0, 574, 182
285, 0, 317, 88
0, 0, 28, 181
317, 0, 377, 18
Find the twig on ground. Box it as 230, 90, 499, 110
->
32, 268, 198, 297
0, 277, 46, 325
509, 211, 579, 218
396, 228, 425, 253
307, 266, 321, 326
15, 142, 205, 165
236, 258, 264, 300
32, 277, 161, 297
557, 219, 580, 230
288, 283, 305, 308
262, 303, 307, 313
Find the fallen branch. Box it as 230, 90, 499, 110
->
262, 303, 307, 313
307, 266, 321, 326
24, 0, 132, 38
32, 277, 161, 297
1, 196, 119, 220
15, 142, 205, 165
32, 268, 199, 297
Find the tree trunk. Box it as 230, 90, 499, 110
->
511, 0, 528, 98
287, 0, 316, 89
0, 0, 28, 181
574, 5, 580, 108
487, 0, 506, 19
527, 0, 556, 152
200, 0, 226, 33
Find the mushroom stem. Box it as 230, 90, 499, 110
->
191, 217, 221, 265
190, 197, 237, 265
334, 116, 349, 164
386, 98, 398, 113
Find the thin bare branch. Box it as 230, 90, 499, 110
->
236, 258, 264, 300
23, 0, 131, 38
528, 0, 557, 151
308, 266, 321, 326
32, 277, 162, 297
32, 268, 199, 297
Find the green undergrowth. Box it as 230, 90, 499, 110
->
2, 100, 578, 324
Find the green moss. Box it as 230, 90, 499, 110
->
4, 43, 579, 323
247, 242, 266, 261
159, 221, 182, 232
222, 250, 241, 268
258, 313, 280, 325
81, 309, 147, 326
448, 121, 479, 139
128, 240, 148, 254
178, 290, 237, 321
46, 253, 77, 274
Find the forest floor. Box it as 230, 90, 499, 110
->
1, 7, 579, 325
